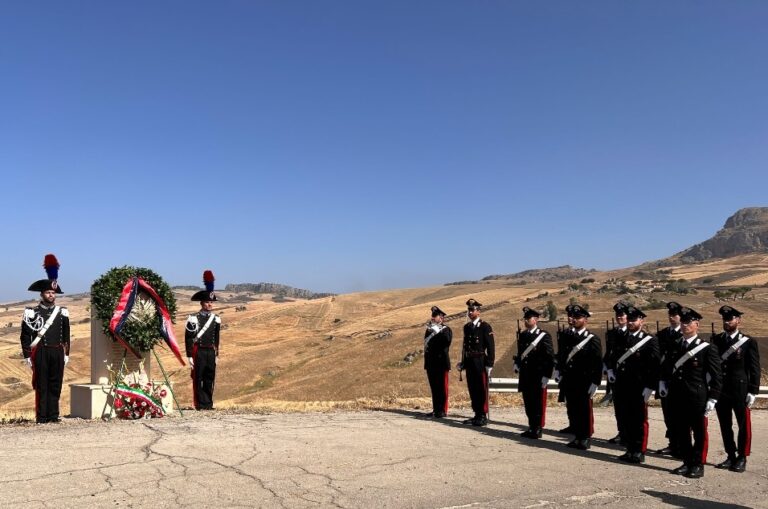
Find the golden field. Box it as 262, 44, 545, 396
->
2, 254, 768, 419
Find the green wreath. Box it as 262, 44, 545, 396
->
91, 266, 177, 352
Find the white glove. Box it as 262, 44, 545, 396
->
746, 393, 756, 408
64, 355, 69, 366
541, 377, 549, 388
588, 383, 598, 398
553, 370, 561, 383
25, 358, 32, 369
704, 398, 717, 416
188, 357, 194, 368
607, 369, 616, 383
658, 381, 668, 398
642, 387, 653, 403
513, 363, 520, 374
485, 366, 493, 379
215, 356, 218, 365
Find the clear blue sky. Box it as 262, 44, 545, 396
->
1, 2, 767, 301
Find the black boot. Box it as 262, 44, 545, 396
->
715, 456, 736, 470
730, 456, 747, 473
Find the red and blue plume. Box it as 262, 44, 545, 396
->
203, 270, 215, 292
43, 254, 60, 280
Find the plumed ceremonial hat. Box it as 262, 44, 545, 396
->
522, 306, 540, 319
431, 306, 446, 317
666, 301, 682, 316
612, 302, 629, 316
625, 306, 647, 321
570, 304, 591, 318
191, 270, 218, 302
466, 298, 482, 310
679, 306, 702, 322
28, 254, 63, 293
718, 305, 743, 320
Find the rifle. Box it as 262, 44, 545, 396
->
711, 322, 716, 341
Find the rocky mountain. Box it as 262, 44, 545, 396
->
223, 282, 335, 300
446, 265, 596, 285
668, 207, 768, 263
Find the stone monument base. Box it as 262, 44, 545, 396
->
70, 381, 174, 419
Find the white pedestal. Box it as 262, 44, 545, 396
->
70, 308, 173, 418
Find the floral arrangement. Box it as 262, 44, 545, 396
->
113, 381, 168, 419
91, 266, 177, 352
107, 362, 169, 419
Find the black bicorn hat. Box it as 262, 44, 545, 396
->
666, 301, 682, 316
718, 305, 743, 320
28, 254, 63, 294
570, 304, 591, 318
191, 270, 218, 302
613, 302, 629, 316
625, 306, 647, 321
431, 305, 446, 317
522, 306, 540, 319
678, 306, 702, 322
466, 298, 482, 310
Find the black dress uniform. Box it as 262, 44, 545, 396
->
461, 299, 495, 426
557, 305, 602, 449
514, 307, 555, 438
603, 303, 628, 405
608, 307, 660, 462
20, 255, 70, 423
185, 271, 221, 410
424, 306, 452, 418
712, 306, 761, 472
656, 302, 683, 455
661, 307, 722, 478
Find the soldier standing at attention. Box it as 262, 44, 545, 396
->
20, 254, 71, 423
556, 304, 602, 450
659, 307, 722, 479
423, 306, 452, 419
458, 299, 495, 427
555, 305, 576, 424
514, 307, 555, 439
604, 302, 629, 443
655, 301, 684, 457
607, 306, 659, 464
713, 305, 760, 473
185, 270, 221, 410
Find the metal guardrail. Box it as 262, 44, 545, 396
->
489, 378, 768, 398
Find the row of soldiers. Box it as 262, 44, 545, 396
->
422, 298, 761, 478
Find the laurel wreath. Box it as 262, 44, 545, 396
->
91, 266, 177, 352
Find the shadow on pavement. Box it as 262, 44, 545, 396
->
381, 408, 673, 473
642, 490, 751, 509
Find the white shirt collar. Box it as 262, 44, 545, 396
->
729, 329, 740, 340
684, 334, 698, 345
472, 317, 481, 327
576, 327, 587, 336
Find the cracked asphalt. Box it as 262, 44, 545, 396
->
0, 406, 765, 508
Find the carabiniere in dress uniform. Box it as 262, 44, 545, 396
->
20, 254, 71, 424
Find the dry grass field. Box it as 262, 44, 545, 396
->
2, 254, 768, 420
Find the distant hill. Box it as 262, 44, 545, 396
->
446, 265, 596, 285
223, 282, 335, 300
650, 207, 768, 266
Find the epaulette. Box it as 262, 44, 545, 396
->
214, 315, 221, 324
23, 308, 35, 319
61, 307, 69, 317
187, 315, 199, 325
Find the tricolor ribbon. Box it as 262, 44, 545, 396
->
109, 277, 186, 365
114, 383, 165, 416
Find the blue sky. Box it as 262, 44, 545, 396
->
1, 2, 767, 301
